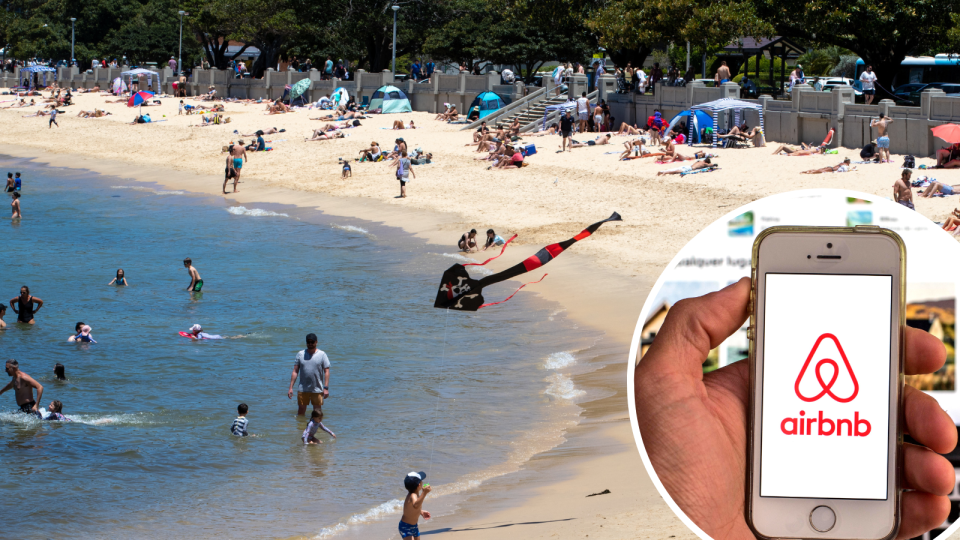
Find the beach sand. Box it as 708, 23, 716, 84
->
1, 92, 957, 539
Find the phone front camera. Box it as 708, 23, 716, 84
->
827, 243, 833, 249
807, 255, 811, 259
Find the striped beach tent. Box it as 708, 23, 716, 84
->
689, 98, 765, 148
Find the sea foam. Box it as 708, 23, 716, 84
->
543, 351, 576, 370
226, 206, 289, 217
332, 224, 372, 235
544, 373, 585, 401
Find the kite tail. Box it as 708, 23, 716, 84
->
478, 274, 547, 309
476, 212, 622, 289
463, 234, 517, 267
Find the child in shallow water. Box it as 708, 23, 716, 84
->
302, 410, 335, 444
44, 400, 72, 422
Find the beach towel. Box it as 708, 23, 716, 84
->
680, 167, 719, 177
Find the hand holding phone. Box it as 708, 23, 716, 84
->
635, 276, 956, 540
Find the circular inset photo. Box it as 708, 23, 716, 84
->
628, 189, 960, 540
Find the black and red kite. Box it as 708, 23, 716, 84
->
434, 212, 622, 311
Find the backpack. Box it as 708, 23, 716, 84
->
903, 155, 915, 169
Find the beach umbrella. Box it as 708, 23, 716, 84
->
290, 78, 312, 100
112, 77, 127, 95
931, 124, 960, 144
128, 91, 154, 107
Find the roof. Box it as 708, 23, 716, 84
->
722, 37, 805, 56
121, 68, 160, 77
691, 98, 765, 112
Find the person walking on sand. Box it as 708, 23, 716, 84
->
394, 150, 415, 198
223, 149, 239, 194
229, 142, 247, 192
576, 92, 590, 134
894, 169, 914, 210
48, 107, 59, 128
183, 258, 203, 292
560, 110, 574, 152
871, 114, 894, 163
288, 333, 331, 416
11, 191, 21, 219
1, 360, 43, 417
860, 65, 877, 105
10, 286, 42, 324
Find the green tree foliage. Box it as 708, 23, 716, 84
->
588, 0, 772, 70
424, 0, 596, 80
752, 0, 957, 89
795, 46, 848, 77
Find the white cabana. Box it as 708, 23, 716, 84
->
689, 98, 765, 148
120, 68, 161, 92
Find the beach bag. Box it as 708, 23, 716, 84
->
903, 155, 916, 169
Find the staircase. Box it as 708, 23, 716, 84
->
519, 90, 598, 133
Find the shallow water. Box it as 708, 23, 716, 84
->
0, 156, 603, 539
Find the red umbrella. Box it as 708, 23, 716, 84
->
127, 91, 155, 107
931, 124, 960, 144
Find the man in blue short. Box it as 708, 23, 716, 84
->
288, 333, 331, 415
871, 114, 894, 163
228, 141, 247, 192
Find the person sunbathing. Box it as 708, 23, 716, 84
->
76, 109, 111, 118
719, 124, 761, 140
306, 130, 345, 141
240, 128, 281, 136
786, 146, 824, 156
392, 119, 416, 130
475, 141, 509, 161
21, 111, 50, 118
2, 99, 28, 109
201, 86, 217, 101
571, 134, 613, 148
920, 181, 960, 198
619, 138, 647, 160
941, 208, 960, 231
474, 129, 505, 152
771, 143, 819, 155
661, 137, 688, 161
104, 98, 128, 103
359, 142, 383, 161
936, 143, 960, 168
657, 158, 716, 176
508, 118, 521, 138
801, 158, 855, 174
616, 123, 644, 136
441, 105, 459, 121
531, 124, 558, 137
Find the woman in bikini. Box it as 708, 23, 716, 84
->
11, 191, 21, 219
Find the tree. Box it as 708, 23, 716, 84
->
752, 0, 957, 90
588, 0, 771, 71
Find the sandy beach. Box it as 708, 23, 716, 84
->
1, 92, 958, 539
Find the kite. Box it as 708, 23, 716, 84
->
434, 212, 622, 311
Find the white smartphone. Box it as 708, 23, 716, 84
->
746, 226, 905, 540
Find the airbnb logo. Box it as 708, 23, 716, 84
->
794, 333, 859, 403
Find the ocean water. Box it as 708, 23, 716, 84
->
0, 156, 603, 539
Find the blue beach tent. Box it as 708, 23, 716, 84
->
666, 110, 713, 143
469, 91, 506, 119
369, 85, 412, 114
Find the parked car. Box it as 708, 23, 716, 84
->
941, 83, 960, 95
893, 82, 947, 105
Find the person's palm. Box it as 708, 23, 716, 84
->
636, 278, 956, 540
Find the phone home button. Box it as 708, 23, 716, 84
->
809, 506, 836, 532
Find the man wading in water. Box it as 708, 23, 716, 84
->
1, 359, 44, 417
9, 285, 43, 324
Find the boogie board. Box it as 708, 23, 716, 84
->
179, 331, 196, 339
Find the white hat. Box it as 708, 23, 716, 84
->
81, 325, 92, 334
190, 324, 202, 332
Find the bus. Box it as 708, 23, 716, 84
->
856, 55, 960, 89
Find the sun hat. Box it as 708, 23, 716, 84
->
404, 471, 427, 491
81, 325, 92, 334
190, 324, 202, 332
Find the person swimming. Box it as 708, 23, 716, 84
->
73, 325, 97, 344
67, 321, 85, 342
43, 400, 71, 422
53, 363, 66, 381
184, 324, 246, 340
108, 269, 128, 286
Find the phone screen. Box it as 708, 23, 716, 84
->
760, 273, 893, 500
